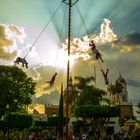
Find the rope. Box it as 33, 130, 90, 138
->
24, 2, 63, 59
53, 5, 67, 73
76, 3, 110, 86
75, 3, 107, 85
75, 5, 108, 85
97, 60, 103, 69
76, 4, 109, 74
75, 4, 89, 35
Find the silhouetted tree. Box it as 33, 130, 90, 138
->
0, 65, 36, 118
71, 76, 109, 106
74, 105, 120, 139
5, 112, 33, 129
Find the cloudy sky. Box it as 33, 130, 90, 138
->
0, 0, 140, 113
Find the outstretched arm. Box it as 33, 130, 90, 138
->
106, 69, 109, 76
101, 69, 105, 76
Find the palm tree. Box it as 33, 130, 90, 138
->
70, 76, 109, 106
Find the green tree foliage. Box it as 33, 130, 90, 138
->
70, 76, 120, 139
70, 76, 109, 106
34, 120, 48, 127
33, 120, 49, 132
74, 105, 120, 139
47, 116, 66, 126
0, 120, 4, 130
72, 120, 88, 137
107, 82, 123, 95
74, 105, 120, 119
0, 65, 36, 118
5, 113, 33, 129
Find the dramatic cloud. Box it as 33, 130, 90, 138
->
98, 32, 140, 55
115, 32, 140, 46
61, 18, 118, 63
60, 18, 140, 65
0, 24, 25, 60
1, 18, 139, 108
126, 78, 140, 87
0, 0, 140, 114
0, 25, 16, 60
34, 91, 60, 105
95, 18, 117, 43
26, 18, 140, 106
112, 32, 140, 54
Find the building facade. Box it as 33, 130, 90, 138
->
45, 104, 59, 116
107, 74, 133, 125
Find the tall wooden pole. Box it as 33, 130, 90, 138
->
94, 66, 96, 87
66, 0, 71, 139
62, 1, 79, 140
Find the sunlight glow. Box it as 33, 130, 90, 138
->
120, 46, 132, 53
55, 49, 75, 69
13, 18, 117, 70
58, 18, 118, 65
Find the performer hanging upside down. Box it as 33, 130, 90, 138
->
14, 57, 28, 68
46, 72, 57, 86
101, 68, 109, 85
89, 40, 104, 62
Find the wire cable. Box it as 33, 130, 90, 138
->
75, 4, 89, 35
24, 2, 63, 59
76, 3, 111, 86
53, 5, 67, 73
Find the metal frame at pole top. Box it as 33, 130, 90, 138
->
62, 0, 79, 6
62, 0, 79, 140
